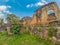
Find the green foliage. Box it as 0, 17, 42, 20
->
0, 31, 54, 45
7, 14, 21, 34
48, 27, 55, 37
0, 18, 3, 27
11, 24, 20, 34
55, 42, 60, 45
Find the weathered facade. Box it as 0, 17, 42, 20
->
21, 2, 60, 41
31, 2, 60, 25
21, 17, 32, 26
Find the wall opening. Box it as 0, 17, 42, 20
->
47, 10, 55, 15
47, 10, 56, 20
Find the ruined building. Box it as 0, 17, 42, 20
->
21, 2, 60, 41
31, 2, 60, 25
21, 2, 60, 26
0, 2, 59, 42
21, 17, 32, 27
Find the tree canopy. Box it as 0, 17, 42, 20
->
7, 14, 21, 34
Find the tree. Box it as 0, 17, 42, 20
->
7, 14, 21, 34
0, 18, 3, 27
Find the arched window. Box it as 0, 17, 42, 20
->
47, 10, 54, 15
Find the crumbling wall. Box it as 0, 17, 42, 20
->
31, 2, 60, 25
20, 2, 60, 41
29, 2, 60, 40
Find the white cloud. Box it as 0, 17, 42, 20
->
42, 0, 48, 4
0, 6, 7, 11
26, 4, 34, 8
26, 0, 48, 8
35, 2, 44, 6
7, 6, 11, 8
0, 13, 4, 18
30, 4, 34, 7
26, 5, 30, 8
0, 5, 12, 18
6, 11, 10, 13
0, 5, 11, 11
3, 10, 12, 14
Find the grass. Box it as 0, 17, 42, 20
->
0, 31, 54, 45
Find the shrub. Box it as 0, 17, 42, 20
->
48, 27, 55, 37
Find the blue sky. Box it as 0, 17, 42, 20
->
0, 0, 60, 19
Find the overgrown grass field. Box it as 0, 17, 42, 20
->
0, 31, 54, 45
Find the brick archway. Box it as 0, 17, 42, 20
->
31, 2, 59, 25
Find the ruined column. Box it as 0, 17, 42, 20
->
7, 26, 12, 35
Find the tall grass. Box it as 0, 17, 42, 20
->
0, 31, 54, 45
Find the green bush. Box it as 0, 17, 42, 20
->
48, 27, 55, 37
7, 14, 21, 34
11, 24, 20, 34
